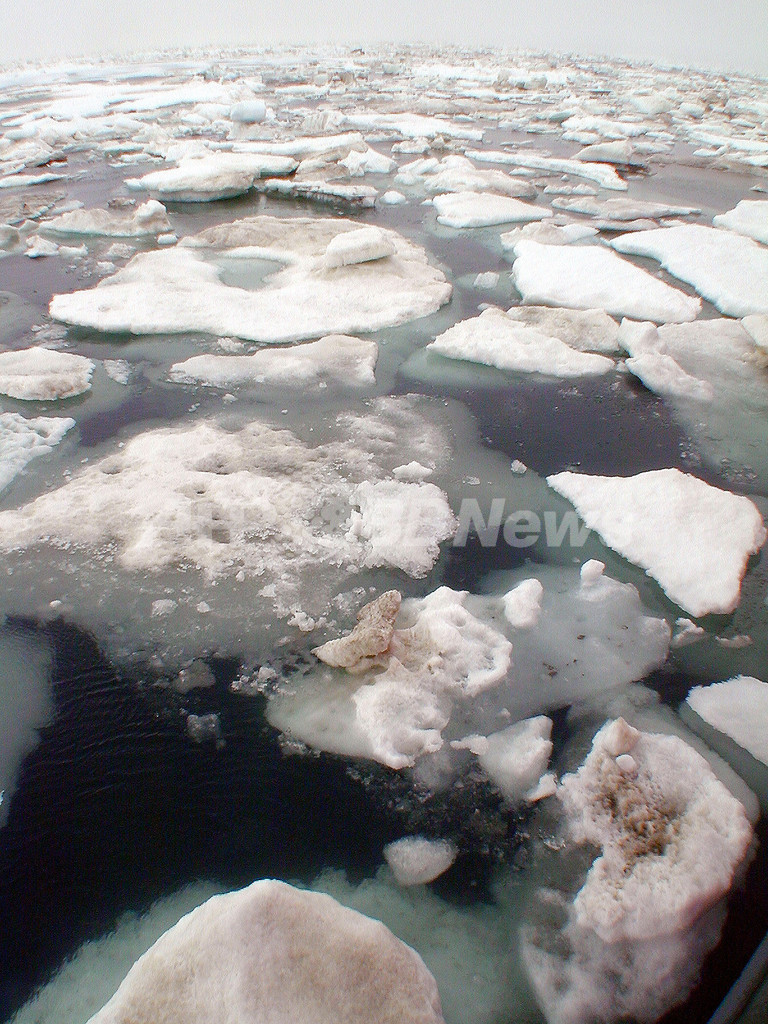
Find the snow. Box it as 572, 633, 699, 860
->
0, 412, 75, 492
712, 200, 768, 245
324, 226, 395, 267
427, 308, 614, 377
502, 578, 544, 629
230, 99, 266, 123
686, 676, 768, 766
0, 347, 95, 400
547, 468, 766, 616
466, 149, 628, 191
559, 719, 753, 942
511, 241, 701, 323
384, 837, 458, 886
611, 224, 768, 317
43, 200, 171, 237
85, 880, 444, 1024
50, 216, 452, 343
170, 334, 377, 389
478, 717, 554, 804
268, 587, 512, 769
126, 151, 298, 201
743, 314, 768, 353
431, 191, 552, 229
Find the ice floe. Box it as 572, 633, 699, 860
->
0, 347, 94, 400
612, 224, 768, 317
42, 199, 171, 237
712, 199, 768, 245
511, 240, 701, 323
686, 676, 768, 766
85, 880, 444, 1024
126, 151, 298, 201
547, 469, 766, 616
383, 837, 458, 886
396, 155, 536, 197
426, 308, 614, 377
503, 305, 620, 353
0, 412, 75, 492
477, 717, 554, 804
431, 191, 552, 229
466, 149, 628, 191
551, 196, 700, 221
170, 334, 377, 390
50, 216, 451, 342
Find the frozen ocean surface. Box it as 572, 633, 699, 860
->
0, 43, 767, 1024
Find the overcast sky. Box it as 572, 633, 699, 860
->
1, 0, 767, 77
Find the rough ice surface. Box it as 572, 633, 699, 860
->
551, 196, 700, 221
85, 880, 445, 1024
0, 625, 53, 827
430, 191, 552, 229
0, 347, 95, 400
383, 837, 458, 886
511, 241, 701, 323
612, 224, 768, 317
50, 217, 451, 343
547, 469, 766, 616
42, 200, 171, 237
268, 587, 512, 769
314, 590, 401, 671
396, 154, 535, 197
712, 199, 768, 245
478, 716, 554, 804
169, 334, 377, 389
427, 308, 614, 377
0, 412, 75, 492
561, 719, 753, 940
126, 151, 298, 201
504, 306, 620, 353
522, 718, 754, 1024
686, 677, 768, 766
500, 221, 598, 247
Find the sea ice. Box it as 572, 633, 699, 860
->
0, 347, 95, 400
511, 241, 701, 323
431, 191, 552, 229
50, 216, 452, 343
686, 676, 768, 766
478, 717, 554, 804
126, 151, 298, 201
42, 199, 171, 237
466, 149, 628, 191
0, 411, 75, 492
383, 837, 458, 886
552, 196, 699, 220
427, 308, 614, 377
712, 199, 768, 245
504, 306, 620, 353
547, 469, 766, 616
611, 224, 768, 317
396, 155, 536, 198
169, 334, 377, 390
84, 880, 444, 1024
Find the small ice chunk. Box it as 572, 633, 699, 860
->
686, 676, 768, 766
173, 661, 215, 693
478, 716, 554, 804
510, 459, 527, 474
473, 271, 499, 290
579, 559, 605, 586
449, 734, 490, 756
392, 462, 433, 482
0, 347, 94, 400
186, 712, 223, 746
230, 99, 267, 124
502, 579, 544, 629
127, 152, 297, 201
43, 199, 171, 237
626, 351, 715, 402
547, 468, 767, 616
151, 599, 177, 617
26, 236, 59, 258
601, 716, 640, 757
615, 753, 637, 775
383, 836, 458, 886
505, 305, 620, 354
380, 189, 407, 205
324, 226, 396, 268
671, 618, 706, 648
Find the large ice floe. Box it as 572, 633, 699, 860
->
0, 411, 75, 492
547, 469, 766, 617
49, 217, 451, 342
0, 347, 94, 400
169, 334, 377, 390
611, 224, 768, 317
83, 880, 444, 1024
269, 561, 670, 774
510, 240, 701, 323
522, 718, 754, 1024
426, 307, 614, 377
0, 397, 457, 666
